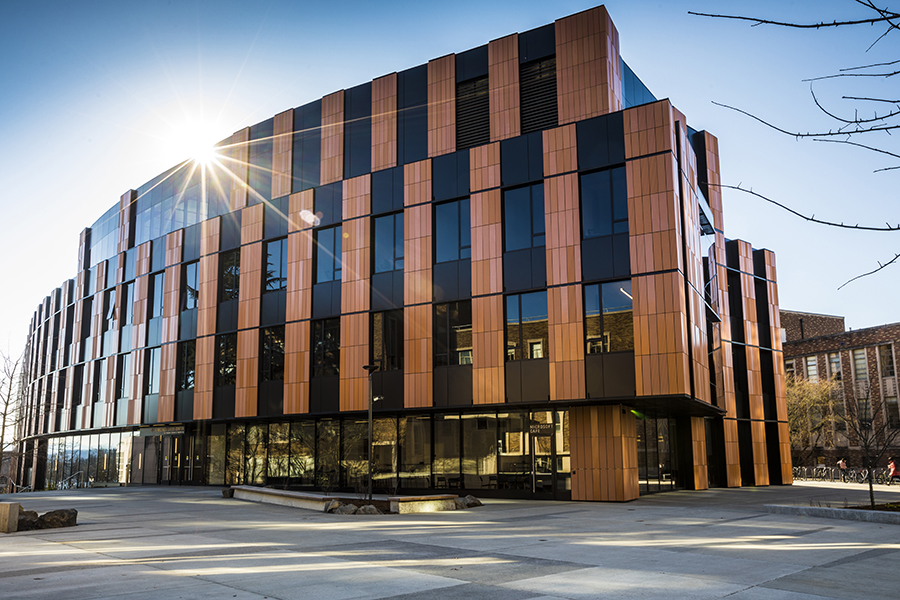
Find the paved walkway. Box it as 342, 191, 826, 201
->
2, 481, 900, 600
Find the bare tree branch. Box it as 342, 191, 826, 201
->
704, 183, 900, 231
812, 137, 900, 164
687, 10, 900, 29
837, 253, 900, 289
843, 95, 900, 103
712, 101, 900, 137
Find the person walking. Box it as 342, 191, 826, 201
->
838, 458, 848, 482
888, 457, 900, 484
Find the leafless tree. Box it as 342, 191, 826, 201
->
691, 2, 900, 287
842, 380, 900, 508
786, 375, 841, 468
1, 351, 25, 493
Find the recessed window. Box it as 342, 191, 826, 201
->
879, 345, 895, 378
581, 167, 628, 238
434, 301, 472, 366
506, 291, 548, 361
435, 199, 471, 263
372, 311, 403, 371
584, 281, 634, 354
149, 272, 165, 318
315, 226, 343, 283
219, 250, 240, 301
216, 333, 237, 387
145, 347, 162, 395
182, 261, 199, 310
853, 349, 868, 380
503, 184, 545, 251
374, 213, 404, 273
312, 318, 340, 377
177, 340, 196, 391
828, 352, 841, 380
260, 326, 285, 382
805, 356, 818, 383
265, 238, 288, 293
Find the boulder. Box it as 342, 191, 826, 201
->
222, 488, 235, 498
324, 499, 344, 513
17, 508, 40, 532
39, 509, 77, 529
463, 495, 483, 508
357, 505, 383, 515
334, 504, 359, 515
453, 498, 468, 510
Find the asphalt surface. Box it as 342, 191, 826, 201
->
2, 481, 899, 600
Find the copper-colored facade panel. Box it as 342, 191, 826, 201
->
235, 328, 259, 418
570, 405, 638, 501
548, 285, 585, 401
158, 343, 177, 422
321, 90, 345, 185
238, 242, 262, 331
404, 160, 433, 308
340, 312, 370, 411
488, 34, 520, 141
470, 143, 501, 194
428, 55, 456, 157
690, 416, 709, 490
404, 303, 433, 408
162, 264, 181, 345
371, 73, 398, 171
272, 108, 294, 199
555, 6, 622, 124
543, 124, 577, 178
194, 335, 215, 420
285, 320, 310, 414
544, 173, 581, 287
472, 295, 505, 405
470, 189, 503, 296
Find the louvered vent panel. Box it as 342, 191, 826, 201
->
456, 76, 490, 150
520, 57, 558, 134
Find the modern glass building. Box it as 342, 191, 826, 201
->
15, 5, 791, 501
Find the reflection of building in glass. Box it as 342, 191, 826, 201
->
15, 5, 789, 501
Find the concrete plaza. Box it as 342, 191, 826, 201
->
2, 481, 899, 600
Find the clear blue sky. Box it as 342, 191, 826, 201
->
1, 0, 897, 359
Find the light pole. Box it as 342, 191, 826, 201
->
362, 362, 381, 502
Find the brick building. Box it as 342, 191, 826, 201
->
783, 313, 900, 467
14, 5, 791, 500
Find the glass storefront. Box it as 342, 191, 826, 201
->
33, 409, 573, 498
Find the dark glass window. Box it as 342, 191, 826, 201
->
177, 340, 196, 391
248, 117, 274, 203
291, 100, 321, 193
265, 238, 288, 292
219, 250, 241, 301
435, 199, 471, 263
501, 132, 543, 186
181, 261, 199, 310
315, 225, 343, 283
216, 333, 238, 387
581, 167, 628, 238
374, 213, 404, 273
397, 65, 428, 165
146, 347, 162, 395
372, 310, 403, 371
503, 184, 545, 251
149, 272, 165, 318
116, 353, 132, 400
584, 281, 634, 354
506, 291, 548, 361
260, 326, 286, 382
343, 83, 372, 179
371, 166, 404, 215
312, 318, 340, 377
434, 301, 473, 366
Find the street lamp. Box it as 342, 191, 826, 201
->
362, 362, 381, 502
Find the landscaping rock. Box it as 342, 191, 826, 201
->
357, 505, 383, 515
463, 495, 483, 508
39, 509, 77, 529
17, 508, 40, 532
453, 498, 468, 510
222, 488, 234, 498
334, 504, 359, 515
324, 499, 344, 513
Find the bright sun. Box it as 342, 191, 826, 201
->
170, 119, 220, 166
